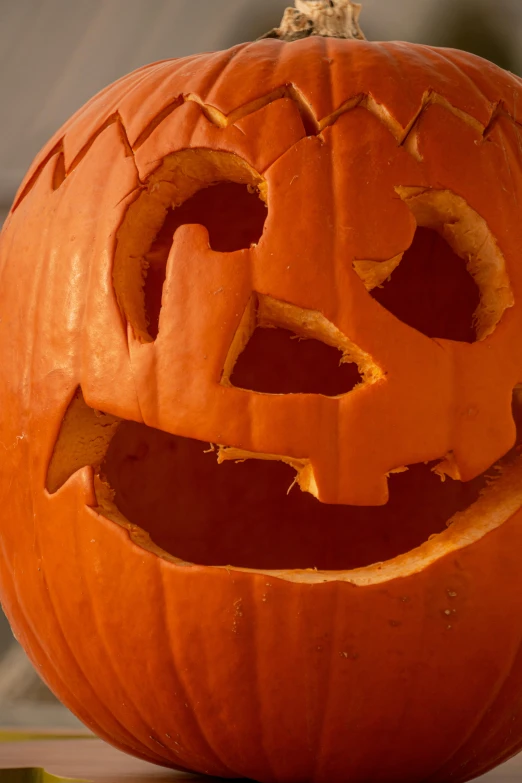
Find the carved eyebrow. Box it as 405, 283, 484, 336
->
12, 84, 515, 214
133, 88, 509, 158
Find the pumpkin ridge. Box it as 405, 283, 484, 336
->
72, 508, 193, 766
310, 582, 341, 780
423, 627, 522, 782
18, 201, 154, 756
154, 569, 239, 775
40, 529, 164, 762
6, 577, 154, 763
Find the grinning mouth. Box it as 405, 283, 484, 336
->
47, 384, 522, 577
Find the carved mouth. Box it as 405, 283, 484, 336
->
46, 384, 522, 579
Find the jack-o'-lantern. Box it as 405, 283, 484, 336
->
1, 1, 522, 781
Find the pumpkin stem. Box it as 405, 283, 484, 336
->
259, 0, 366, 42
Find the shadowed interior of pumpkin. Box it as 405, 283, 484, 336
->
98, 392, 522, 571
46, 385, 522, 572
371, 227, 480, 342
143, 181, 268, 339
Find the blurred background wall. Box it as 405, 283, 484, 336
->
0, 0, 521, 728
1, 0, 521, 215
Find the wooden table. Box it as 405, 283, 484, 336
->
0, 733, 205, 783
0, 734, 521, 782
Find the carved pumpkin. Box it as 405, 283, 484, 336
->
1, 1, 522, 780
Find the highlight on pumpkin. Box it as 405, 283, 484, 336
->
354, 187, 513, 342
114, 149, 268, 342
45, 386, 522, 581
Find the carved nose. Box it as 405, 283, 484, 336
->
221, 292, 383, 397
216, 293, 389, 506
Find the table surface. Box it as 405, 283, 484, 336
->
1, 734, 522, 783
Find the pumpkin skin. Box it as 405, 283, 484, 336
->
2, 34, 522, 783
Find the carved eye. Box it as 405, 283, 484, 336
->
353, 187, 513, 343
144, 182, 267, 338
114, 149, 268, 343
370, 226, 480, 343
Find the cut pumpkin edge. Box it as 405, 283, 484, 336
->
69, 450, 522, 588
